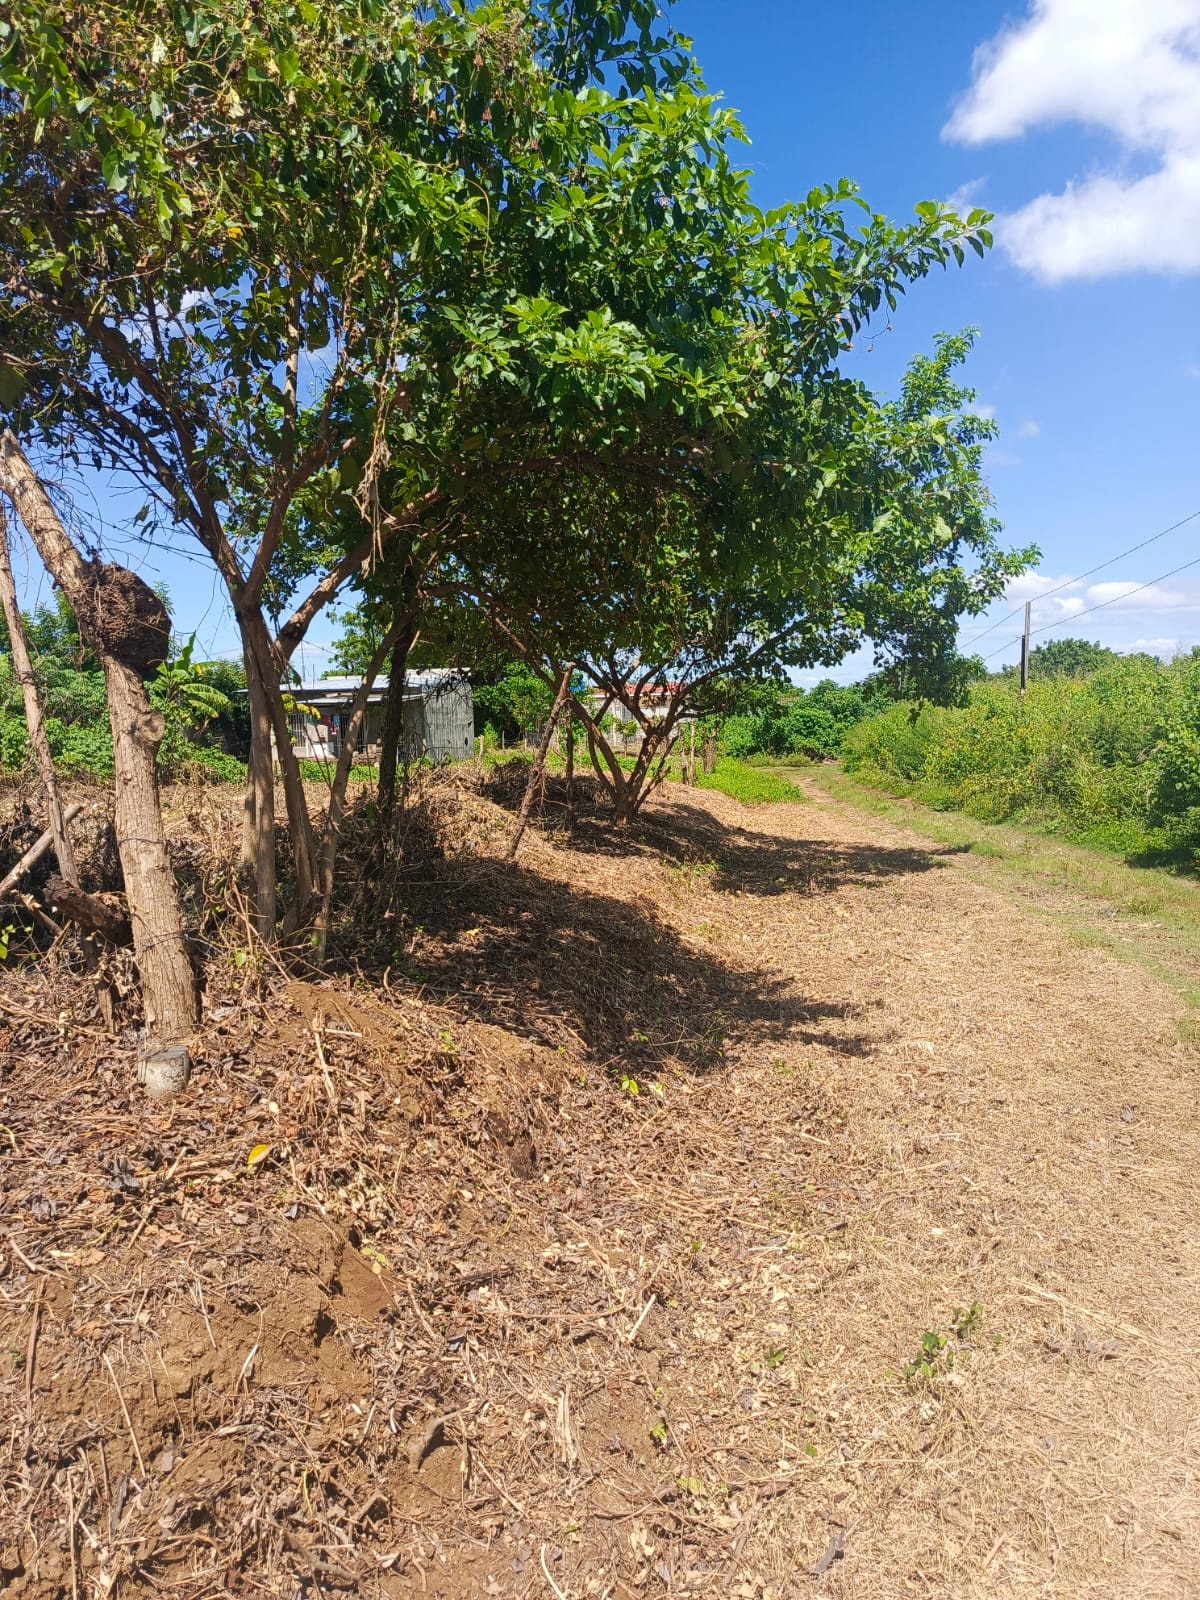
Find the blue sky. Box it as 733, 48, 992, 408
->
12, 0, 1200, 682
679, 0, 1200, 680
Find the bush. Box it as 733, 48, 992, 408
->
696, 758, 801, 804
716, 679, 877, 762
718, 714, 764, 759
777, 704, 839, 759
842, 651, 1200, 863
842, 701, 948, 784
183, 746, 248, 785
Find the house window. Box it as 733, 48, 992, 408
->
329, 710, 367, 755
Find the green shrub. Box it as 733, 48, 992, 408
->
183, 746, 248, 784
778, 704, 840, 759
842, 701, 947, 782
842, 650, 1200, 865
719, 714, 766, 759
696, 758, 801, 804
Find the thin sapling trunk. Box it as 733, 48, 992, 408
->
0, 431, 196, 1041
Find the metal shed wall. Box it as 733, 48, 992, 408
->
422, 679, 474, 762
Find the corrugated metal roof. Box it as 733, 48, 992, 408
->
306, 670, 466, 697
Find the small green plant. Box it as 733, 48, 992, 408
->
696, 758, 802, 805
619, 1073, 640, 1097
903, 1328, 953, 1387
951, 1301, 984, 1339
0, 922, 17, 961
764, 1345, 787, 1370
901, 1302, 986, 1388
648, 1419, 668, 1448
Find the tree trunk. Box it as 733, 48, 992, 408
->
240, 635, 278, 942
105, 655, 197, 1036
0, 430, 196, 1041
580, 708, 631, 824
312, 619, 404, 962
564, 704, 575, 831
237, 605, 319, 939
377, 614, 416, 821
507, 664, 572, 861
573, 693, 682, 824
0, 502, 78, 883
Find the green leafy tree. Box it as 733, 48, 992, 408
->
1028, 637, 1120, 679
0, 0, 1003, 905
473, 662, 555, 740
450, 333, 1032, 818
150, 635, 233, 776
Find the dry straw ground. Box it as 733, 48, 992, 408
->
0, 767, 1197, 1599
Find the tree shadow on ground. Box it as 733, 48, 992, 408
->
481, 766, 948, 900
328, 773, 926, 1075
341, 854, 881, 1076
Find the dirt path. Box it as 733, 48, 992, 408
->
3, 774, 1198, 1600
623, 779, 1200, 1599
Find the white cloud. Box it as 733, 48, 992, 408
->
1001, 568, 1200, 621
1014, 418, 1041, 438
944, 177, 988, 216
1187, 362, 1200, 378
945, 0, 1200, 280
1123, 636, 1200, 656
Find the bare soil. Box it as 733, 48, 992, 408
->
1, 771, 1198, 1599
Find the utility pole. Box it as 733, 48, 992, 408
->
1019, 601, 1032, 694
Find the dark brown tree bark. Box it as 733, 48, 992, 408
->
377, 612, 417, 821
0, 431, 196, 1041
237, 604, 319, 940
44, 875, 132, 946
240, 633, 278, 941
564, 703, 575, 831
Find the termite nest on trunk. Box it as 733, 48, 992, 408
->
74, 562, 169, 678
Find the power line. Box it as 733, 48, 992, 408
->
978, 548, 1200, 664
1029, 550, 1200, 639
960, 506, 1200, 651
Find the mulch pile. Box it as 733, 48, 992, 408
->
0, 772, 848, 1600
8, 765, 1196, 1599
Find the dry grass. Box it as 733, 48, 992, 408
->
1, 769, 1198, 1598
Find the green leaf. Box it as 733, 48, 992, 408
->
100, 150, 127, 193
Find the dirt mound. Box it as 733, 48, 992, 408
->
1, 930, 841, 1599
